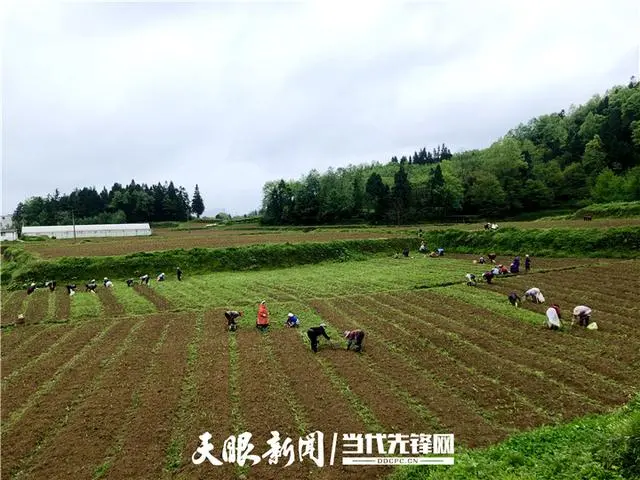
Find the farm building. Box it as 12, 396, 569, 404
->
0, 229, 17, 241
21, 223, 152, 239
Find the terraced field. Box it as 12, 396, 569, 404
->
1, 256, 638, 479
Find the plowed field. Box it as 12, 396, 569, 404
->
1, 257, 638, 479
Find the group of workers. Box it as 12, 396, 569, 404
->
27, 267, 185, 297
223, 303, 365, 353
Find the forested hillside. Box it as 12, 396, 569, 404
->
261, 78, 640, 224
12, 181, 204, 226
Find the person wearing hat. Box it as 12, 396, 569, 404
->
573, 305, 592, 327
225, 310, 243, 332
66, 284, 77, 296
482, 271, 495, 284
256, 300, 270, 331
524, 287, 545, 304
17, 314, 25, 325
285, 312, 300, 328
307, 324, 330, 353
465, 273, 477, 286
86, 279, 98, 293
45, 280, 56, 292
344, 329, 365, 352
157, 272, 166, 282
126, 278, 135, 287
140, 274, 150, 285
27, 282, 37, 295
176, 267, 183, 281
103, 277, 113, 288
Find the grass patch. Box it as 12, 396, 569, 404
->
573, 201, 640, 219
92, 460, 112, 479
110, 283, 156, 315
389, 394, 640, 480
70, 292, 103, 320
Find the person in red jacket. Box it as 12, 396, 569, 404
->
256, 301, 270, 331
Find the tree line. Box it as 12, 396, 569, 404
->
261, 78, 640, 224
13, 181, 206, 226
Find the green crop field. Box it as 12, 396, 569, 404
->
1, 242, 638, 480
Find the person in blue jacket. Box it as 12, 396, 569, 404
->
285, 312, 300, 328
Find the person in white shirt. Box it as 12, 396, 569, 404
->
573, 305, 592, 327
545, 304, 562, 330
524, 287, 545, 304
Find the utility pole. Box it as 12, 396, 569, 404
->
72, 209, 76, 241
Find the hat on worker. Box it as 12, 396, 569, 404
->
343, 330, 351, 337
320, 323, 326, 327
288, 313, 294, 318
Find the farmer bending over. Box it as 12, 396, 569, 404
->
524, 287, 545, 304
126, 278, 135, 287
465, 273, 477, 286
482, 271, 495, 284
157, 272, 166, 282
224, 310, 243, 332
103, 277, 113, 288
27, 283, 36, 295
307, 324, 330, 353
285, 312, 300, 328
344, 329, 365, 352
140, 274, 150, 285
86, 280, 97, 293
508, 291, 521, 307
66, 284, 77, 296
545, 304, 562, 330
46, 280, 56, 292
573, 305, 592, 327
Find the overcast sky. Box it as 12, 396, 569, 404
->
2, 1, 639, 217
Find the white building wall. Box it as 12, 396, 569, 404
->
0, 231, 17, 241
22, 223, 152, 239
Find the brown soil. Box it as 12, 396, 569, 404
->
236, 329, 309, 480
96, 287, 126, 317
54, 287, 71, 321
133, 284, 173, 311
1, 291, 27, 326
1, 321, 104, 423
23, 289, 50, 324
313, 299, 531, 444
25, 230, 405, 259
1, 320, 134, 478
175, 308, 235, 480
1, 324, 55, 360
1, 324, 67, 379
22, 316, 167, 479
104, 313, 193, 479
375, 293, 635, 404
403, 290, 639, 389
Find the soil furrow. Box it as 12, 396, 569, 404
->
22, 315, 167, 480
272, 327, 384, 480
0, 320, 134, 478
23, 290, 50, 324
104, 313, 193, 479
377, 293, 636, 403
96, 287, 126, 317
1, 291, 27, 326
314, 298, 542, 440
133, 284, 173, 311
1, 322, 104, 423
54, 288, 70, 321
336, 295, 600, 422
1, 323, 68, 380
236, 330, 309, 480
175, 308, 235, 480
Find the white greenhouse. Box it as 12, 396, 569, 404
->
21, 223, 152, 239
